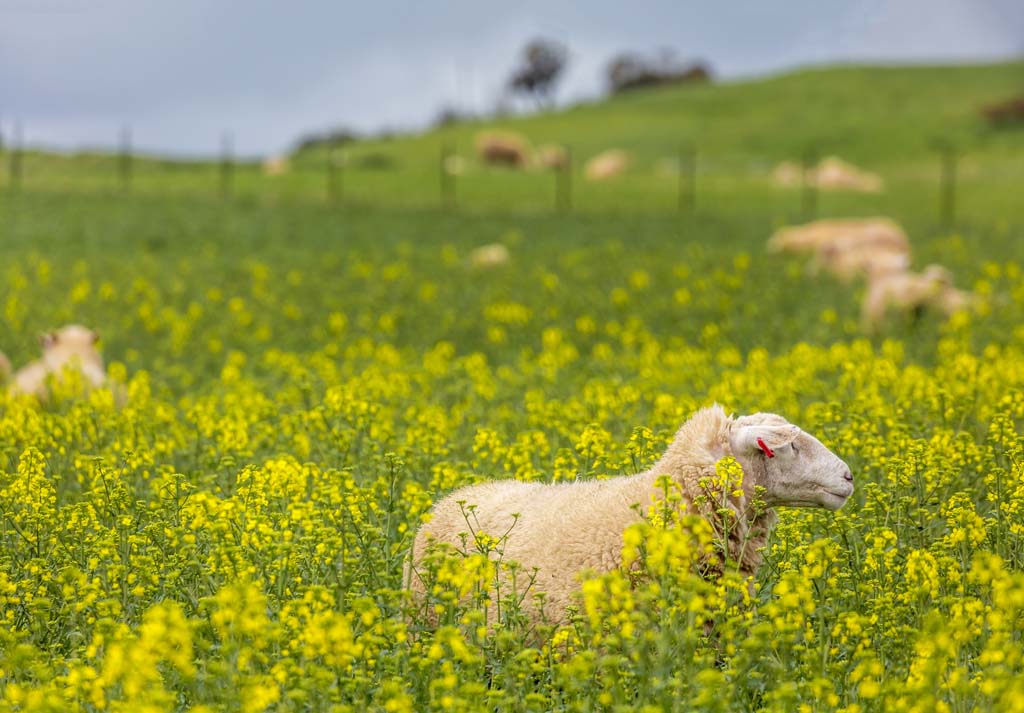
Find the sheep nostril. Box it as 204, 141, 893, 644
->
843, 471, 854, 483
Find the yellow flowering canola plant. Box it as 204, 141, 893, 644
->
1, 193, 1024, 712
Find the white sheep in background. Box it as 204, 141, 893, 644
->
812, 241, 911, 283
767, 217, 909, 256
772, 157, 883, 192
584, 149, 630, 181
813, 156, 884, 193
536, 144, 568, 171
261, 156, 289, 176
9, 324, 107, 398
468, 243, 510, 269
475, 131, 532, 169
861, 264, 974, 332
408, 405, 853, 624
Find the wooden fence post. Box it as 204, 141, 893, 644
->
939, 143, 957, 227
119, 126, 132, 194
801, 147, 818, 219
9, 121, 22, 191
678, 144, 696, 214
327, 146, 342, 205
440, 141, 456, 211
556, 147, 572, 214
220, 132, 233, 201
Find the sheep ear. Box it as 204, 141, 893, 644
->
733, 425, 800, 457
40, 332, 57, 349
91, 330, 100, 345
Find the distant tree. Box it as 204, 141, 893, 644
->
606, 50, 712, 95
293, 127, 359, 153
606, 53, 652, 94
508, 38, 568, 109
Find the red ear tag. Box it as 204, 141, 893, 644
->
756, 438, 775, 458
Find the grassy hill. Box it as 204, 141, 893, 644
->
301, 60, 1024, 167
5, 61, 1024, 219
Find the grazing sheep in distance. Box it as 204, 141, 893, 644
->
584, 149, 630, 180
536, 144, 568, 171
261, 156, 289, 176
468, 244, 510, 269
408, 405, 853, 624
9, 324, 107, 398
862, 264, 974, 332
475, 131, 532, 168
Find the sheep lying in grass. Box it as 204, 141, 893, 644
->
9, 325, 107, 398
812, 241, 911, 284
772, 157, 883, 192
770, 217, 912, 283
862, 264, 973, 332
468, 243, 510, 269
536, 144, 568, 171
814, 156, 883, 192
768, 217, 908, 256
408, 405, 853, 624
584, 149, 629, 180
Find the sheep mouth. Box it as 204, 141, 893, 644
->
821, 488, 853, 510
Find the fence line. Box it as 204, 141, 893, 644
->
556, 147, 572, 214
220, 132, 234, 201
119, 126, 132, 194
8, 121, 22, 191
677, 145, 696, 214
938, 144, 957, 228
0, 130, 1004, 230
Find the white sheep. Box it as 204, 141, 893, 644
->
584, 149, 629, 181
861, 264, 973, 332
812, 241, 911, 283
261, 156, 289, 176
468, 243, 510, 269
408, 405, 853, 624
772, 157, 883, 192
475, 131, 532, 169
536, 144, 568, 171
9, 324, 107, 398
814, 156, 883, 193
767, 217, 908, 256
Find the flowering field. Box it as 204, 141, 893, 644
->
2, 191, 1024, 712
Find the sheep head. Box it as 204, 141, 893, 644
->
729, 414, 853, 511
40, 325, 103, 371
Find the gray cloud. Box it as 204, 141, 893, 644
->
1, 0, 1021, 156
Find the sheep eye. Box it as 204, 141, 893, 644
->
791, 443, 799, 454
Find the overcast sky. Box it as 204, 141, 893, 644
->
2, 0, 1022, 157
